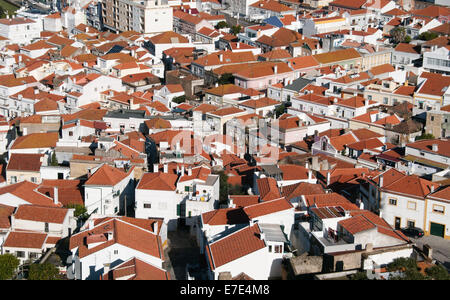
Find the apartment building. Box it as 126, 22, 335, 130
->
102, 0, 173, 34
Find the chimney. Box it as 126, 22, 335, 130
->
219, 53, 223, 62
188, 167, 192, 176
365, 243, 373, 252
273, 65, 278, 74
432, 144, 438, 152
379, 175, 383, 187
326, 171, 330, 186
260, 232, 265, 240
308, 170, 312, 181
88, 219, 94, 230
305, 161, 309, 169
229, 199, 235, 208
430, 185, 435, 193
153, 221, 159, 234
365, 99, 369, 107
236, 42, 240, 49
103, 263, 110, 274
181, 165, 185, 176
163, 163, 168, 173
359, 200, 364, 209
53, 187, 59, 205
153, 163, 159, 173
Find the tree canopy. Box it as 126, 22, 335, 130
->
0, 254, 20, 280
28, 263, 61, 280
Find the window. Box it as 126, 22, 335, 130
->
185, 186, 190, 192
274, 245, 282, 253
44, 222, 49, 232
16, 251, 25, 258
407, 220, 415, 228
144, 203, 151, 209
389, 198, 397, 206
31, 177, 37, 183
69, 131, 73, 136
11, 176, 17, 184
433, 204, 444, 214
114, 250, 118, 255
407, 201, 416, 210
268, 245, 272, 252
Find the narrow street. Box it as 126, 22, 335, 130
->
163, 225, 206, 280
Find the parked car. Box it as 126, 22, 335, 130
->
401, 226, 424, 238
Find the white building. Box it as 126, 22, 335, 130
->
67, 217, 165, 280
84, 164, 135, 216
0, 17, 42, 44
135, 171, 181, 231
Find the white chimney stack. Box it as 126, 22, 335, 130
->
432, 144, 438, 152
153, 221, 159, 234
163, 163, 168, 173
326, 171, 331, 186
188, 167, 192, 176
153, 163, 159, 173
308, 170, 312, 181
53, 187, 59, 205
379, 175, 383, 188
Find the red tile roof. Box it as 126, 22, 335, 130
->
207, 224, 265, 269
136, 172, 178, 191
69, 218, 164, 259
3, 231, 47, 249
101, 257, 170, 280
256, 177, 281, 201
85, 164, 132, 186
6, 153, 44, 172
243, 197, 292, 219
0, 181, 60, 207
14, 204, 69, 224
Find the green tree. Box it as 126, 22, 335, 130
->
0, 254, 20, 280
50, 151, 58, 166
217, 170, 229, 204
418, 31, 439, 41
425, 265, 450, 280
391, 27, 407, 44
218, 73, 234, 85
215, 21, 229, 29
415, 133, 435, 141
172, 95, 186, 104
274, 103, 286, 118
65, 204, 87, 219
231, 25, 241, 35
404, 35, 411, 43
0, 6, 5, 19
28, 263, 60, 280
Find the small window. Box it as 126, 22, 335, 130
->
11, 176, 17, 183
44, 222, 49, 232
407, 220, 415, 228
268, 245, 272, 252
274, 245, 282, 253
407, 201, 416, 210
144, 203, 151, 209
16, 251, 25, 258
433, 204, 444, 214
114, 250, 118, 255
389, 198, 397, 206
69, 131, 73, 137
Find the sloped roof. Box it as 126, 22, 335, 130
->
85, 164, 131, 186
